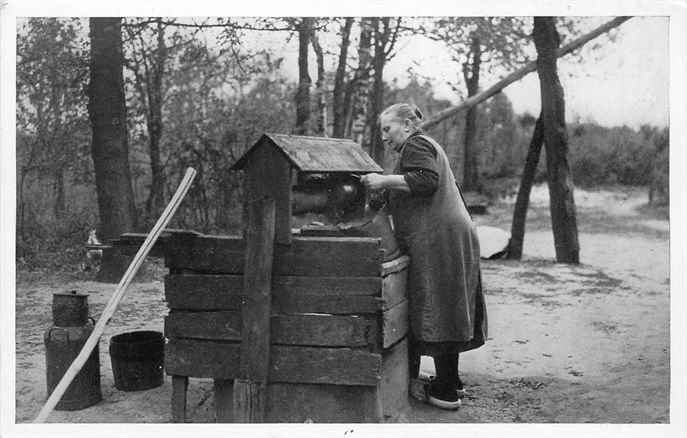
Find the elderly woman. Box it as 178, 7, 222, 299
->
361, 103, 487, 410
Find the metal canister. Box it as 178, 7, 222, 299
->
44, 291, 102, 410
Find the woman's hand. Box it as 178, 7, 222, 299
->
360, 173, 387, 191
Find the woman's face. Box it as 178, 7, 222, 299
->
380, 114, 410, 149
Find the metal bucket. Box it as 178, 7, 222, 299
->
44, 291, 102, 410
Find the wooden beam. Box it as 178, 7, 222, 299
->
382, 300, 408, 349
421, 16, 633, 130
234, 196, 276, 423
165, 311, 379, 348
164, 274, 383, 314
165, 234, 383, 277
171, 375, 189, 422
165, 340, 382, 386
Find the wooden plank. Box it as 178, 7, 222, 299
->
274, 275, 381, 296
164, 234, 244, 273
266, 383, 381, 423
165, 311, 241, 341
381, 264, 408, 310
235, 197, 275, 422
165, 339, 381, 386
380, 338, 409, 421
165, 311, 378, 348
165, 339, 241, 379
164, 275, 243, 310
165, 274, 383, 314
272, 314, 377, 348
165, 234, 383, 276
244, 141, 292, 245
270, 345, 382, 386
171, 375, 188, 423
273, 293, 381, 315
382, 300, 408, 349
381, 254, 410, 276
214, 379, 233, 423
233, 379, 266, 423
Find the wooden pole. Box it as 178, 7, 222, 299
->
420, 16, 632, 130
34, 167, 197, 423
233, 196, 276, 422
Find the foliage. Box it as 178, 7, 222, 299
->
15, 17, 668, 270
567, 123, 660, 187
16, 18, 93, 265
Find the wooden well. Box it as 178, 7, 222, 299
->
163, 233, 409, 422
161, 133, 409, 422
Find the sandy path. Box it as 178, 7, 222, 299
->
14, 185, 669, 423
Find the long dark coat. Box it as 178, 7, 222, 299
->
388, 134, 487, 350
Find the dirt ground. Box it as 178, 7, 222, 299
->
13, 184, 670, 423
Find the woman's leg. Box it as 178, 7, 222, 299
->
427, 352, 461, 409
432, 353, 458, 391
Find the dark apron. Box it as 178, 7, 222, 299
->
388, 134, 487, 351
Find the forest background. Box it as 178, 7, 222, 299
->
14, 16, 669, 271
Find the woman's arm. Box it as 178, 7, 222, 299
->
360, 173, 410, 192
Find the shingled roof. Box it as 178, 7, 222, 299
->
231, 133, 383, 173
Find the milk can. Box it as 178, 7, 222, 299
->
44, 291, 102, 410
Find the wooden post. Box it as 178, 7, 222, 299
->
171, 376, 189, 422
233, 196, 276, 422
214, 379, 233, 422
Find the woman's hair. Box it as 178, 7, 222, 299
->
379, 103, 424, 130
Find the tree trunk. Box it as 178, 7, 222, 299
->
461, 34, 481, 191
310, 31, 327, 136
88, 17, 137, 242
507, 114, 544, 259
146, 18, 166, 219
53, 167, 65, 219
368, 18, 390, 165
332, 17, 353, 138
351, 18, 373, 145
533, 17, 580, 264
294, 17, 313, 135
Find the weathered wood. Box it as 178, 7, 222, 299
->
164, 275, 243, 310
244, 142, 292, 245
274, 314, 377, 348
273, 293, 382, 315
165, 311, 241, 341
380, 254, 409, 276
233, 379, 266, 423
264, 383, 381, 423
213, 379, 233, 423
111, 229, 201, 257
171, 375, 188, 423
165, 274, 383, 314
273, 275, 381, 296
165, 311, 378, 348
165, 234, 383, 277
381, 262, 408, 310
165, 339, 240, 379
269, 345, 382, 386
382, 300, 408, 349
165, 339, 382, 386
210, 340, 409, 423
380, 338, 409, 421
235, 197, 275, 422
